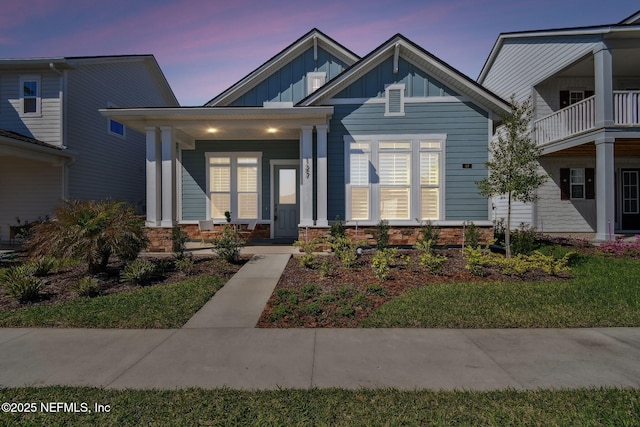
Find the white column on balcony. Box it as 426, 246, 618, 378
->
594, 42, 614, 128
145, 126, 162, 227
160, 126, 176, 227
595, 134, 615, 241
300, 125, 314, 226
315, 124, 329, 227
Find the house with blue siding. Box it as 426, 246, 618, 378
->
103, 29, 510, 250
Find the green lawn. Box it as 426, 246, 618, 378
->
0, 387, 638, 426
364, 252, 640, 328
0, 276, 223, 328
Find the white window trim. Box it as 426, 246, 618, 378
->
307, 71, 326, 95
344, 134, 446, 225
570, 167, 585, 200
19, 75, 41, 117
106, 102, 126, 139
205, 152, 262, 222
384, 83, 405, 116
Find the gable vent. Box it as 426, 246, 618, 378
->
385, 84, 405, 116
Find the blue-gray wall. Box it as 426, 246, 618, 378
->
327, 102, 490, 221
181, 140, 298, 220
228, 46, 350, 106
335, 57, 458, 99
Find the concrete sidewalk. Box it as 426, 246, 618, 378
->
1, 327, 640, 390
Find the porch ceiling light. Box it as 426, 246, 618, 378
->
206, 127, 218, 133
267, 127, 277, 134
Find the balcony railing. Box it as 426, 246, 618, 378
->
534, 91, 640, 146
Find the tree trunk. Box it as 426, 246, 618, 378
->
506, 192, 512, 258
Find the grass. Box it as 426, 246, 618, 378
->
363, 251, 640, 328
0, 387, 638, 426
0, 276, 223, 328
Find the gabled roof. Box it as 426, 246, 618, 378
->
478, 11, 640, 83
0, 55, 179, 106
205, 28, 360, 107
298, 34, 510, 116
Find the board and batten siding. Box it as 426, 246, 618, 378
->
0, 156, 63, 231
481, 35, 602, 103
0, 71, 62, 146
65, 59, 177, 210
335, 56, 458, 99
327, 101, 490, 221
181, 140, 298, 221
228, 46, 349, 106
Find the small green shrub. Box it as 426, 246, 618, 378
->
174, 256, 195, 275
338, 304, 355, 317
121, 259, 157, 286
331, 236, 358, 269
464, 221, 481, 249
526, 250, 573, 276
301, 283, 321, 300
353, 293, 368, 307
30, 256, 59, 276
375, 220, 390, 250
337, 285, 354, 298
420, 252, 447, 275
212, 225, 244, 263
319, 258, 335, 278
304, 301, 323, 316
270, 304, 288, 322
294, 238, 322, 268
463, 245, 486, 276
172, 227, 189, 257
71, 277, 100, 297
371, 248, 397, 281
0, 264, 45, 303
330, 215, 345, 239
367, 284, 388, 296
511, 223, 540, 255
418, 220, 440, 245
414, 238, 436, 255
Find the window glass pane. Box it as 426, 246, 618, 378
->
237, 157, 258, 164
420, 141, 441, 150
23, 98, 37, 114
350, 152, 369, 186
379, 141, 410, 150
421, 188, 439, 220
571, 185, 584, 199
211, 194, 230, 219
570, 168, 584, 184
278, 169, 297, 204
210, 166, 230, 192
109, 120, 124, 136
379, 152, 410, 185
420, 153, 439, 185
380, 188, 410, 219
350, 187, 369, 220
209, 157, 230, 165
23, 81, 37, 97
237, 166, 257, 192
237, 194, 257, 219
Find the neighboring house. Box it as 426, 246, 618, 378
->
478, 11, 640, 240
103, 29, 510, 250
0, 55, 178, 240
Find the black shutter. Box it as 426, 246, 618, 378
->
560, 91, 570, 108
560, 168, 570, 200
585, 168, 595, 199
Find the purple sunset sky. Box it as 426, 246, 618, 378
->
2, 0, 637, 106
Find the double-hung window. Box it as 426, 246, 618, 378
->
346, 135, 444, 223
208, 153, 261, 221
570, 168, 585, 199
20, 76, 40, 116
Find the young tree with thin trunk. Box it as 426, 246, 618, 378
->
477, 96, 547, 257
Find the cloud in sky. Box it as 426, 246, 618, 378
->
1, 0, 636, 105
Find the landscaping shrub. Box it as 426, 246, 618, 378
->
331, 236, 358, 269
463, 245, 486, 276
372, 248, 397, 281
330, 215, 346, 239
319, 258, 335, 278
30, 256, 59, 276
27, 200, 147, 273
0, 264, 45, 303
420, 251, 447, 275
598, 236, 640, 258
464, 221, 481, 249
71, 277, 100, 297
121, 259, 157, 286
172, 227, 189, 257
212, 225, 244, 263
293, 239, 320, 268
418, 220, 440, 245
174, 256, 195, 275
374, 220, 390, 250
510, 223, 540, 255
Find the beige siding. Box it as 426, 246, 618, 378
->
491, 196, 534, 230
482, 36, 601, 103
65, 59, 176, 210
0, 156, 63, 237
0, 72, 62, 146
534, 77, 594, 120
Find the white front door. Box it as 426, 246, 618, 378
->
273, 164, 299, 238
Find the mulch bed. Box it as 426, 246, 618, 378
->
0, 254, 244, 311
257, 249, 566, 328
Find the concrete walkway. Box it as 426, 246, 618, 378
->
2, 250, 640, 390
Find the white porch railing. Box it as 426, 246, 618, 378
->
534, 91, 640, 146
534, 96, 595, 146
614, 91, 640, 126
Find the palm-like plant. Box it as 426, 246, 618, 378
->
28, 200, 147, 273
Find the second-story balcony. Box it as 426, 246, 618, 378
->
534, 91, 640, 146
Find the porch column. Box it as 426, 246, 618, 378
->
595, 134, 615, 241
594, 42, 614, 128
300, 125, 314, 226
160, 126, 176, 227
145, 126, 162, 227
315, 124, 328, 227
